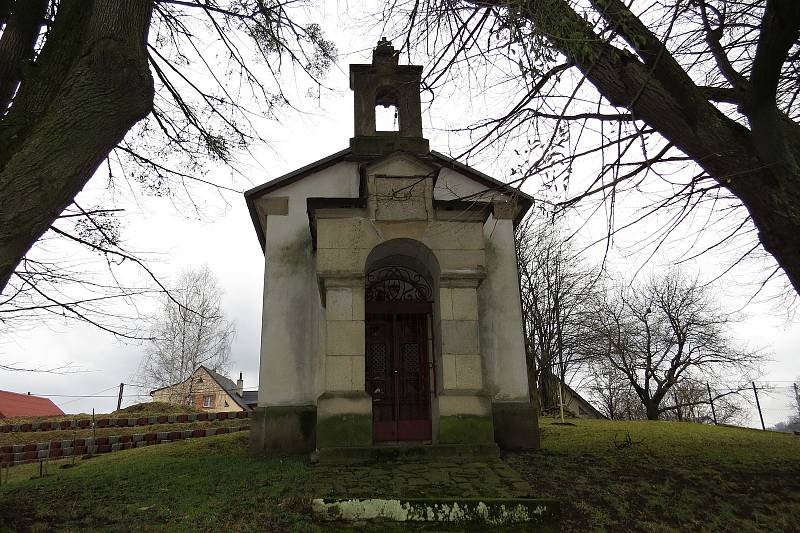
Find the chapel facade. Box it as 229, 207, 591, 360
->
245, 39, 538, 453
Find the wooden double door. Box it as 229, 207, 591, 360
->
365, 304, 432, 442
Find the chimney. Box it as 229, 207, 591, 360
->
236, 372, 244, 397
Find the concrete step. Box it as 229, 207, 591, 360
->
314, 442, 500, 464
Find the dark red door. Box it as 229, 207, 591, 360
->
366, 311, 432, 442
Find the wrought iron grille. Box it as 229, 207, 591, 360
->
365, 266, 432, 302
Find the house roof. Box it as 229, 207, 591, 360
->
558, 378, 607, 419
0, 390, 64, 418
203, 367, 251, 412
241, 390, 258, 405
243, 148, 534, 249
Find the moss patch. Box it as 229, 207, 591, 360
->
316, 414, 371, 448
438, 415, 494, 444
250, 405, 316, 454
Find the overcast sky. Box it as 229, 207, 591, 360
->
1, 3, 798, 428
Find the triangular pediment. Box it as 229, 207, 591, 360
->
365, 151, 438, 177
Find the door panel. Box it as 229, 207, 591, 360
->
366, 316, 396, 441
365, 311, 431, 442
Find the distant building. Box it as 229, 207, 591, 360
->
540, 374, 606, 419
149, 366, 255, 412
0, 389, 64, 418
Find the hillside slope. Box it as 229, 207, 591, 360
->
1, 418, 797, 532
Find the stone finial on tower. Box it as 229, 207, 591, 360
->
372, 37, 399, 66
349, 39, 429, 156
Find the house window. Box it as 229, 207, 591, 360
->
203, 395, 214, 408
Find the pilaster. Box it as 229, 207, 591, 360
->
317, 274, 372, 448
435, 272, 494, 444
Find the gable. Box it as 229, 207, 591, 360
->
434, 167, 495, 201
365, 151, 437, 177
244, 148, 534, 249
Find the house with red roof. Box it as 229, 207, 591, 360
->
0, 389, 64, 419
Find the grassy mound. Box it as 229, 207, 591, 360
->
112, 401, 202, 416
1, 402, 203, 426
0, 433, 312, 533
0, 419, 245, 448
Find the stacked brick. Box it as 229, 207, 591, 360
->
0, 410, 249, 434
0, 425, 250, 467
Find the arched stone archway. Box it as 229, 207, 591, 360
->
363, 239, 440, 442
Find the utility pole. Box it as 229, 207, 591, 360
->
752, 381, 765, 431
794, 383, 800, 419
116, 382, 124, 411
706, 382, 717, 425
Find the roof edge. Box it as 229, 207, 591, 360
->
244, 148, 353, 250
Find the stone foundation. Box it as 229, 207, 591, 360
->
249, 405, 316, 454
438, 414, 494, 445
491, 401, 539, 450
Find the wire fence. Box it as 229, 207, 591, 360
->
734, 382, 800, 432
15, 381, 260, 416
19, 378, 800, 434
574, 378, 800, 432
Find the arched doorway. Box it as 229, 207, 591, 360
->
364, 246, 437, 443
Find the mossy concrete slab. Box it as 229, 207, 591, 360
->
312, 497, 559, 525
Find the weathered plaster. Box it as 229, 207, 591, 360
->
257, 162, 360, 408
478, 215, 531, 402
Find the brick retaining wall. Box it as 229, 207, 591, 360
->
0, 425, 249, 467
0, 410, 249, 434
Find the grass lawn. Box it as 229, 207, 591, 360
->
1, 418, 798, 532
512, 418, 800, 532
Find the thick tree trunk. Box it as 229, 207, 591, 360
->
512, 0, 800, 294
0, 0, 48, 111
645, 403, 660, 421
0, 0, 154, 292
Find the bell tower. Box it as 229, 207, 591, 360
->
350, 38, 430, 156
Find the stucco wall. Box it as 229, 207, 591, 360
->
257, 162, 360, 407
478, 214, 531, 402
253, 153, 530, 412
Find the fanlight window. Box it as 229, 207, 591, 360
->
365, 266, 432, 302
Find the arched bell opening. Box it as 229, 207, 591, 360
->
374, 86, 400, 133
364, 239, 440, 443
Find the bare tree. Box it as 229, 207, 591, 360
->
0, 1, 335, 322
516, 217, 598, 414
661, 378, 746, 425
381, 1, 800, 300
587, 269, 762, 420
137, 265, 234, 400
588, 358, 747, 423
587, 358, 645, 420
